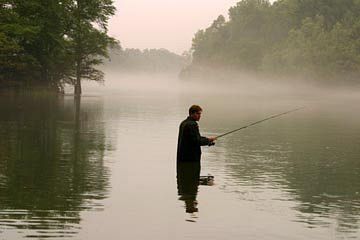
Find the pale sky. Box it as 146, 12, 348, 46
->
109, 0, 239, 54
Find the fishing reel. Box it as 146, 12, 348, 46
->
208, 141, 215, 146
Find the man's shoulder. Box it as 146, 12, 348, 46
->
180, 118, 198, 128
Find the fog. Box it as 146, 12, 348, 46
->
104, 0, 359, 98
104, 0, 359, 100
3, 1, 360, 239
79, 71, 360, 105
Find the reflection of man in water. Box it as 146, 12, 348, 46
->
177, 162, 200, 213
176, 105, 216, 213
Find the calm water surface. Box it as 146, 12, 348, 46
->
0, 77, 359, 239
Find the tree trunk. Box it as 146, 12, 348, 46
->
74, 0, 82, 97
74, 60, 82, 96
74, 75, 81, 96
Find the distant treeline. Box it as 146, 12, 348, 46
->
105, 48, 186, 73
183, 0, 360, 83
0, 0, 116, 95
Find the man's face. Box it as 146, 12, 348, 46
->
191, 111, 202, 121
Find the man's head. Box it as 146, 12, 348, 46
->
189, 105, 202, 121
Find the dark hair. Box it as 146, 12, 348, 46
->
189, 105, 202, 115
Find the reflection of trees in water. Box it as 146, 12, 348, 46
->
282, 138, 360, 235
0, 92, 111, 238
217, 125, 360, 235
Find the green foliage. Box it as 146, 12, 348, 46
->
60, 0, 118, 95
189, 0, 360, 83
0, 0, 117, 92
0, 1, 41, 84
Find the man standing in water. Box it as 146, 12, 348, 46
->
177, 105, 216, 214
177, 105, 216, 163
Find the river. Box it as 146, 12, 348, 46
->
0, 75, 359, 239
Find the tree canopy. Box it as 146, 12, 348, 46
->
0, 0, 117, 94
186, 0, 360, 83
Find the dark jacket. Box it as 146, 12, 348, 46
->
177, 117, 210, 162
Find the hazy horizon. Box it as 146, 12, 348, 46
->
109, 0, 240, 54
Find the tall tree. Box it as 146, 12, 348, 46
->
67, 0, 116, 96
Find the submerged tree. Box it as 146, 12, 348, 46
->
66, 0, 117, 96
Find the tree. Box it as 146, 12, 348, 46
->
0, 1, 40, 85
186, 0, 360, 84
1, 0, 73, 90
1, 0, 117, 93
66, 0, 117, 96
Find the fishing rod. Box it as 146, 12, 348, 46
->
215, 107, 305, 139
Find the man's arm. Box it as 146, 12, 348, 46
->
188, 122, 212, 146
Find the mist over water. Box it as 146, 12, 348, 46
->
1, 72, 360, 239
82, 71, 360, 107
3, 0, 360, 238
80, 72, 360, 237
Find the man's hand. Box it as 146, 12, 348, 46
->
208, 137, 217, 142
208, 136, 217, 146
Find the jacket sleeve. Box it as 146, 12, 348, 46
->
188, 122, 210, 146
